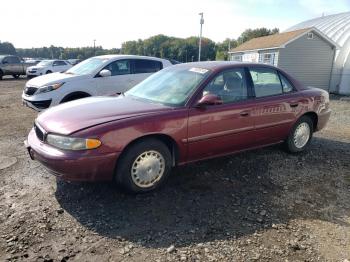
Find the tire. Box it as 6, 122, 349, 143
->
12, 74, 20, 79
285, 116, 313, 153
0, 71, 3, 80
46, 70, 52, 74
115, 138, 172, 193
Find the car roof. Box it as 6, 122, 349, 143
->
171, 61, 278, 72
94, 54, 168, 61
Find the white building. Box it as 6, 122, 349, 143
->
229, 12, 350, 95
286, 12, 350, 95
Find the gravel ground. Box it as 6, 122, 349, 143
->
0, 77, 349, 262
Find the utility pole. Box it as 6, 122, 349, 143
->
93, 39, 96, 56
198, 12, 204, 61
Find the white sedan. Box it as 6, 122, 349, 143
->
26, 60, 72, 78
22, 55, 173, 111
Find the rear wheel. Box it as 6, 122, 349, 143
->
46, 70, 52, 74
0, 71, 3, 80
115, 138, 172, 193
12, 74, 20, 79
285, 116, 313, 153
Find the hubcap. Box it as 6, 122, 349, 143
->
131, 150, 165, 188
293, 122, 310, 149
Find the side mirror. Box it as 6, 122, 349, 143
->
99, 69, 112, 77
196, 94, 223, 107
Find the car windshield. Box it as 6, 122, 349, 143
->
126, 66, 210, 106
66, 57, 107, 75
37, 60, 52, 66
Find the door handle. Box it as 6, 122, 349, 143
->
289, 102, 299, 108
240, 111, 250, 117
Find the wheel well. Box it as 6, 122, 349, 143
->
60, 92, 91, 103
120, 134, 179, 167
301, 112, 318, 132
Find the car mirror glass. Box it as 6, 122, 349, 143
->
196, 94, 222, 107
99, 69, 112, 77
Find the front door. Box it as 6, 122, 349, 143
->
187, 68, 256, 161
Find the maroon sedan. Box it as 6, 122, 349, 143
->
26, 62, 331, 193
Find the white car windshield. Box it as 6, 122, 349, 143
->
126, 66, 210, 106
66, 57, 107, 75
37, 60, 52, 66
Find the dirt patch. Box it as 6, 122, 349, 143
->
0, 78, 349, 261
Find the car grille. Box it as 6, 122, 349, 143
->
34, 123, 45, 141
24, 86, 38, 96
31, 99, 52, 109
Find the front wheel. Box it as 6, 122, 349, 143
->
285, 116, 313, 153
46, 70, 52, 74
115, 138, 172, 193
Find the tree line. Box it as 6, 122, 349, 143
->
0, 28, 279, 61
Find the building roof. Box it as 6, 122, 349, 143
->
229, 27, 338, 53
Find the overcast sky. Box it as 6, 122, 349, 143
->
2, 0, 349, 49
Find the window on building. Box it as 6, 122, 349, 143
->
249, 68, 283, 97
261, 53, 275, 65
307, 32, 314, 39
231, 55, 242, 62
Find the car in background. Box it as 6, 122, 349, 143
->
68, 59, 82, 65
25, 59, 44, 66
0, 55, 33, 80
22, 55, 173, 111
25, 62, 331, 193
26, 60, 72, 78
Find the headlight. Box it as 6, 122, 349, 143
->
46, 134, 101, 150
36, 82, 64, 94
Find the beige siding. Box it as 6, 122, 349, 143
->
278, 32, 335, 90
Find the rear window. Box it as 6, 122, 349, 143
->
133, 59, 162, 74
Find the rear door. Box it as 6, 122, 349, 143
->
187, 67, 256, 161
96, 59, 132, 95
248, 66, 302, 145
131, 59, 163, 86
52, 60, 69, 72
10, 56, 23, 74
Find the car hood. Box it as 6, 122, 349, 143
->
26, 72, 87, 87
36, 96, 172, 135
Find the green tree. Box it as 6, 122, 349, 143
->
237, 27, 279, 44
0, 41, 16, 55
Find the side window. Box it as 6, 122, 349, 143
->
54, 61, 66, 66
134, 59, 162, 74
2, 57, 10, 63
104, 60, 131, 76
279, 73, 294, 93
10, 56, 20, 63
202, 68, 248, 104
250, 68, 282, 98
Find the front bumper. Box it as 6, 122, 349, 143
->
25, 128, 120, 182
22, 98, 51, 111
